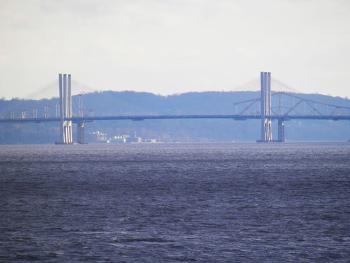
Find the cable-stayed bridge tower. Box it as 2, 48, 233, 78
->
260, 72, 273, 142
58, 73, 73, 144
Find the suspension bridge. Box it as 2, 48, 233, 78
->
1, 72, 350, 144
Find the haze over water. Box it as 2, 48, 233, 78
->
1, 143, 350, 262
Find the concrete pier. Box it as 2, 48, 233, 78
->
77, 122, 85, 144
277, 119, 285, 142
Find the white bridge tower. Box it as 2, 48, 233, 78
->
260, 72, 273, 142
58, 73, 73, 144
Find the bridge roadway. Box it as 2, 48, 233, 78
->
1, 114, 350, 123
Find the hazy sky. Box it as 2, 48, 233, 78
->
1, 0, 350, 98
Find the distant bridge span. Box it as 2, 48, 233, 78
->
2, 114, 350, 123
2, 72, 350, 143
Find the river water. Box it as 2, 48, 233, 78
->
1, 143, 350, 262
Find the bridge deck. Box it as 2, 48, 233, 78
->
1, 114, 350, 123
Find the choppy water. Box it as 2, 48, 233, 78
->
1, 143, 350, 262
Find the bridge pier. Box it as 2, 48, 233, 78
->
77, 122, 85, 144
277, 119, 285, 142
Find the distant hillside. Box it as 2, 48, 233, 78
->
0, 91, 350, 144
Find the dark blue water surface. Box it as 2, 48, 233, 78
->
1, 143, 350, 262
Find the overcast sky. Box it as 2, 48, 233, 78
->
1, 0, 349, 98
